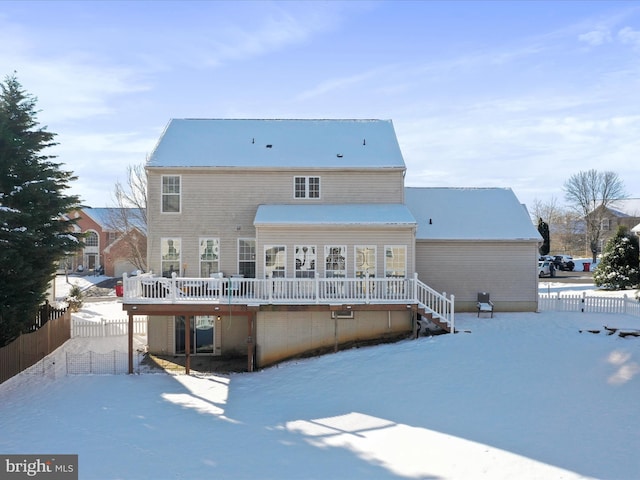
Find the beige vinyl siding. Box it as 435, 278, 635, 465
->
147, 168, 405, 277
256, 225, 415, 278
147, 316, 172, 355
256, 310, 412, 367
416, 240, 539, 312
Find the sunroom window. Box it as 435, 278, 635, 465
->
355, 246, 376, 278
385, 246, 406, 278
295, 245, 316, 278
325, 246, 346, 277
199, 238, 220, 277
265, 245, 286, 278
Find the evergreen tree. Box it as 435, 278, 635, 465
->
0, 74, 83, 346
593, 225, 640, 290
537, 218, 550, 256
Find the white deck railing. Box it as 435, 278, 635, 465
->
122, 272, 455, 331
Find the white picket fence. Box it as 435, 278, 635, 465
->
539, 292, 640, 318
72, 317, 147, 338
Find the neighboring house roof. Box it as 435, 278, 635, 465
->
607, 199, 640, 217
254, 204, 416, 227
631, 223, 640, 235
405, 187, 542, 241
147, 119, 406, 169
82, 208, 147, 234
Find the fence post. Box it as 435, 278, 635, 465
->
581, 292, 586, 313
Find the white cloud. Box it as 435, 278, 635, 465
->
578, 28, 613, 46
618, 26, 640, 48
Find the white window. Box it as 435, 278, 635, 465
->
325, 246, 346, 277
601, 218, 610, 231
85, 231, 99, 247
161, 237, 181, 277
384, 246, 407, 278
199, 238, 220, 277
355, 246, 376, 278
295, 245, 316, 278
238, 239, 256, 278
294, 176, 320, 199
265, 245, 286, 278
162, 175, 181, 213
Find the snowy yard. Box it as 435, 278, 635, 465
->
0, 274, 639, 479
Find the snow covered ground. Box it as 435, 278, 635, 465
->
0, 272, 639, 479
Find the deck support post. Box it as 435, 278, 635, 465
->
185, 315, 191, 375
128, 313, 134, 374
247, 313, 255, 373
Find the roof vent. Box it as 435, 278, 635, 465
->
266, 144, 272, 148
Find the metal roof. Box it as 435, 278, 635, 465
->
148, 119, 406, 169
404, 187, 542, 241
254, 204, 416, 226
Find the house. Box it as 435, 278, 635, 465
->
600, 199, 640, 242
65, 208, 146, 277
121, 119, 540, 373
581, 199, 640, 254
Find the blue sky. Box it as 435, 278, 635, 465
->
1, 1, 639, 211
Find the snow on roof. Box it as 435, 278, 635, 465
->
404, 187, 542, 241
608, 198, 640, 217
254, 204, 416, 226
82, 208, 146, 233
147, 119, 406, 169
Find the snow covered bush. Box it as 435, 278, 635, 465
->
65, 283, 84, 312
593, 226, 639, 290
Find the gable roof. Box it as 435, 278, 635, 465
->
404, 187, 542, 241
147, 119, 406, 169
82, 208, 147, 234
254, 204, 416, 227
608, 199, 640, 217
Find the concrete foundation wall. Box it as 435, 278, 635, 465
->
255, 310, 412, 367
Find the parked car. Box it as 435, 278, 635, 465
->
538, 260, 555, 278
553, 255, 575, 271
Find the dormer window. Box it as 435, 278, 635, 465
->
294, 176, 320, 199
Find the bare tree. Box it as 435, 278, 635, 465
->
107, 164, 147, 272
563, 169, 626, 263
530, 196, 562, 226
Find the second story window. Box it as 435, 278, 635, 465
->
85, 231, 99, 247
294, 176, 320, 199
162, 175, 181, 213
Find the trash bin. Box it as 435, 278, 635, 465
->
583, 262, 591, 272
115, 281, 123, 297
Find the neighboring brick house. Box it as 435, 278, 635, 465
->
121, 119, 541, 372
66, 208, 146, 277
